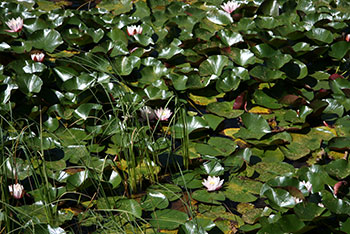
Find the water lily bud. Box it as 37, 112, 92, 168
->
31, 52, 45, 62
346, 34, 350, 42
127, 25, 143, 36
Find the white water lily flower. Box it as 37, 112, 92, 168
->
8, 183, 24, 199
5, 17, 23, 33
127, 25, 143, 36
154, 107, 172, 121
31, 52, 45, 62
202, 176, 224, 191
318, 203, 325, 208
221, 1, 240, 14
301, 180, 312, 192
140, 106, 156, 121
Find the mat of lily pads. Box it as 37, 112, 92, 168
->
1, 0, 350, 233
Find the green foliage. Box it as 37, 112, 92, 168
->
1, 0, 350, 232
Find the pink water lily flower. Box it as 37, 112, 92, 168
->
5, 17, 23, 33
202, 176, 224, 191
346, 34, 350, 42
154, 107, 172, 121
31, 52, 45, 62
127, 25, 143, 36
8, 183, 24, 199
221, 1, 240, 14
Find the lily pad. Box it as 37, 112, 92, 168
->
235, 113, 271, 140
150, 209, 188, 230
224, 176, 262, 203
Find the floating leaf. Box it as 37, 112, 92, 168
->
281, 60, 308, 79
174, 116, 209, 138
235, 113, 271, 140
207, 101, 244, 119
141, 191, 169, 211
305, 28, 333, 44
116, 198, 142, 218
218, 30, 243, 46
254, 162, 294, 182
206, 9, 233, 25
150, 209, 188, 230
250, 66, 284, 82
29, 29, 63, 52
115, 56, 141, 76
192, 190, 225, 205
229, 48, 256, 66
158, 38, 184, 59
329, 41, 350, 59
224, 176, 262, 203
325, 159, 350, 179
199, 55, 229, 77
16, 74, 43, 94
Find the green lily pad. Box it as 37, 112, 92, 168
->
253, 162, 295, 182
250, 66, 285, 82
16, 74, 43, 94
199, 55, 229, 77
216, 70, 241, 92
97, 0, 132, 14
324, 159, 350, 179
229, 48, 256, 66
115, 56, 141, 76
218, 30, 243, 46
174, 115, 209, 138
202, 114, 224, 130
294, 202, 325, 221
224, 176, 262, 203
141, 191, 169, 211
192, 189, 225, 205
329, 137, 350, 151
207, 101, 244, 119
329, 41, 350, 59
116, 198, 142, 218
146, 184, 182, 202
29, 29, 63, 52
260, 184, 296, 209
206, 9, 232, 25
235, 113, 271, 140
281, 60, 308, 79
158, 38, 184, 59
150, 209, 188, 230
305, 27, 333, 44
321, 190, 350, 214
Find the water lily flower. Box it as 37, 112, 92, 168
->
221, 1, 240, 14
8, 183, 24, 199
318, 203, 324, 208
31, 52, 45, 62
140, 106, 156, 121
202, 176, 224, 191
127, 25, 143, 36
5, 17, 23, 33
346, 34, 350, 42
154, 107, 172, 121
301, 180, 312, 192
